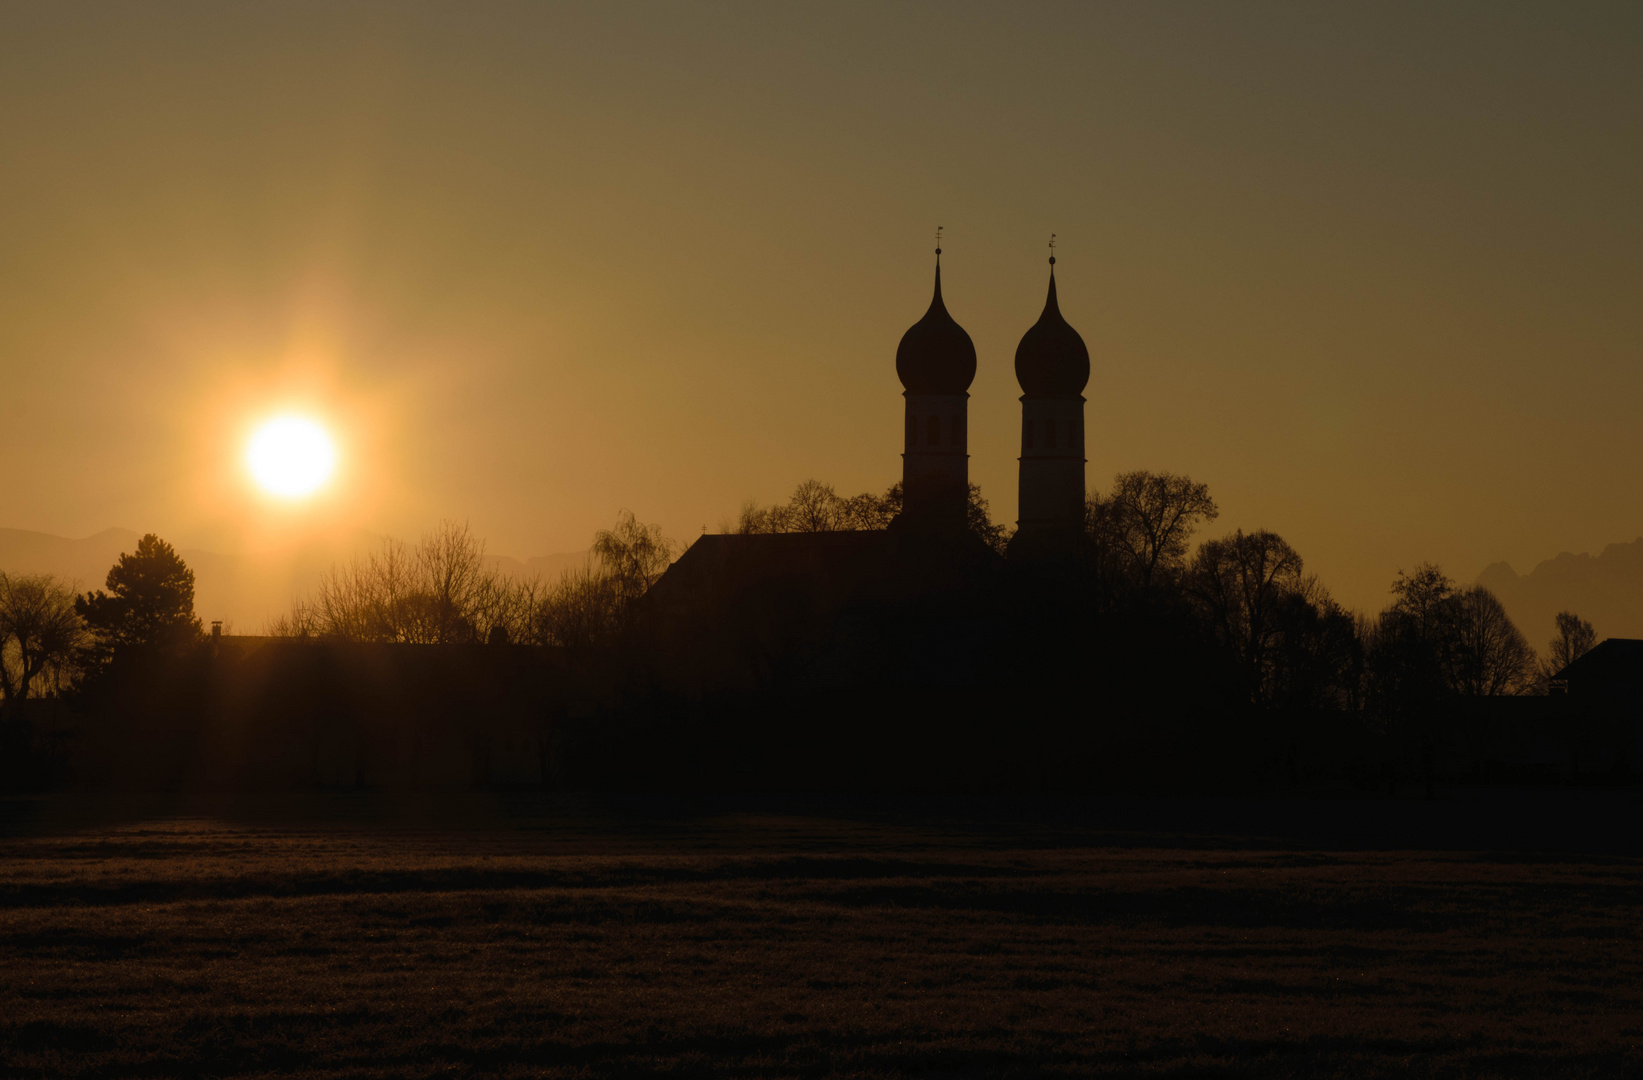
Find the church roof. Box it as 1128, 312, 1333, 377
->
644, 529, 1002, 633
896, 263, 977, 395
647, 531, 898, 610
1014, 267, 1089, 398
640, 530, 1006, 693
1554, 638, 1643, 685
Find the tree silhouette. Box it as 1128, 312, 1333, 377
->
733, 479, 1006, 551
273, 515, 676, 647
1367, 564, 1457, 718
593, 510, 676, 610
1449, 586, 1536, 697
735, 480, 899, 533
1187, 529, 1306, 704
1085, 471, 1218, 588
1541, 611, 1597, 688
0, 573, 86, 704
75, 534, 202, 662
415, 521, 492, 644
788, 480, 848, 532
1265, 589, 1364, 712
1113, 472, 1219, 587
530, 565, 621, 648
965, 484, 1009, 555
283, 526, 494, 644
1367, 564, 1534, 728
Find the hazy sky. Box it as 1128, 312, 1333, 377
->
3, 2, 1639, 616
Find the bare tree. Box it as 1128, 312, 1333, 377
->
471, 573, 541, 647
1540, 610, 1597, 689
1450, 585, 1536, 697
266, 603, 319, 639
308, 537, 435, 643
787, 480, 846, 532
275, 513, 677, 648
309, 540, 408, 641
593, 510, 677, 609
1265, 585, 1364, 712
1187, 529, 1306, 704
531, 564, 621, 648
1081, 489, 1130, 587
1367, 565, 1533, 705
414, 521, 491, 643
965, 484, 1010, 555
0, 573, 87, 703
840, 484, 901, 530
735, 498, 791, 534
1366, 563, 1460, 727
1108, 471, 1219, 587
283, 522, 514, 644
736, 480, 884, 534
733, 479, 1004, 550
1388, 564, 1455, 635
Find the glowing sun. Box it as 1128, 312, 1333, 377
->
247, 415, 337, 498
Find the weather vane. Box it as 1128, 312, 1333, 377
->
935, 225, 943, 257
1048, 232, 1056, 267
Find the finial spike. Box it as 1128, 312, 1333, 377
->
1048, 232, 1056, 268
935, 225, 943, 259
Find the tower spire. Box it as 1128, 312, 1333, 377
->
895, 228, 976, 537
1010, 232, 1089, 561
930, 226, 947, 305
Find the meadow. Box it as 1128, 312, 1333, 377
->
2, 791, 1641, 1077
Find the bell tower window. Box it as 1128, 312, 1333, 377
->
927, 415, 941, 446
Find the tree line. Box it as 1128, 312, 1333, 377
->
731, 478, 1010, 554
0, 535, 207, 714
0, 476, 1601, 729
719, 471, 1598, 721
0, 513, 677, 719
268, 515, 673, 649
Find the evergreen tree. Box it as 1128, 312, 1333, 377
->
75, 534, 203, 663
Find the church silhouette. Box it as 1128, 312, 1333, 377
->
643, 245, 1094, 696
892, 242, 1091, 551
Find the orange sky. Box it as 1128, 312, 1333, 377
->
2, 3, 1639, 620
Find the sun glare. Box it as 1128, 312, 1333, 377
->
247, 416, 336, 498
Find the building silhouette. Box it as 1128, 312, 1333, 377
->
893, 253, 976, 536
642, 246, 1087, 694
1010, 255, 1091, 560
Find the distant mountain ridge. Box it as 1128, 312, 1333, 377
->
0, 528, 589, 633
0, 527, 163, 591
1478, 537, 1643, 646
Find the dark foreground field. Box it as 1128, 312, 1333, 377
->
2, 791, 1642, 1078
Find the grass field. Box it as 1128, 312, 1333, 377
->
2, 791, 1642, 1077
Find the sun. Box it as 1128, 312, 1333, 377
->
247, 415, 337, 498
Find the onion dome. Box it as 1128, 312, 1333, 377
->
1014, 264, 1089, 397
896, 262, 977, 394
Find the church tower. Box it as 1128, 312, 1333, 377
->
1008, 250, 1090, 559
893, 245, 976, 535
